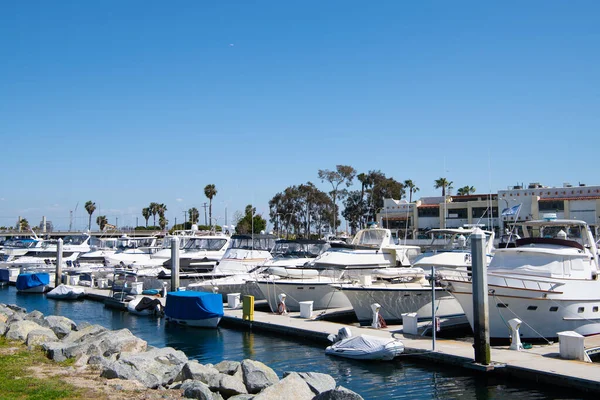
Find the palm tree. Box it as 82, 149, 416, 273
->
142, 207, 151, 228
96, 215, 108, 231
159, 215, 168, 230
18, 218, 30, 231
84, 201, 96, 231
188, 207, 200, 224
204, 184, 218, 227
434, 178, 453, 197
403, 180, 419, 203
149, 202, 159, 226
457, 185, 476, 196
157, 203, 168, 220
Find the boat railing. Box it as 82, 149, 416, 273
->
439, 268, 565, 292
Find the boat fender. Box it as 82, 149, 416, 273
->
378, 314, 387, 329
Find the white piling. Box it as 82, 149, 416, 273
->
170, 237, 180, 291
55, 238, 63, 287
431, 265, 436, 351
471, 227, 491, 365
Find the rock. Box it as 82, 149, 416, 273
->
77, 321, 92, 330
253, 373, 314, 400
181, 380, 214, 399
212, 392, 225, 400
217, 373, 248, 397
26, 328, 58, 347
0, 320, 7, 336
6, 312, 24, 325
215, 360, 241, 375
25, 310, 45, 325
43, 327, 146, 362
228, 395, 254, 400
100, 346, 188, 389
181, 360, 221, 384
313, 385, 364, 400
5, 320, 43, 342
241, 359, 279, 394
283, 371, 336, 395
7, 304, 27, 314
43, 315, 77, 338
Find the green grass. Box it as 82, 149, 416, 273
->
0, 337, 83, 399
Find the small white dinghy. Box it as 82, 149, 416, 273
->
325, 327, 404, 361
127, 296, 164, 316
46, 284, 85, 300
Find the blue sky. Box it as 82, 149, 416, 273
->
1, 1, 599, 231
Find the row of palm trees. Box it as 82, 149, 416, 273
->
433, 178, 476, 197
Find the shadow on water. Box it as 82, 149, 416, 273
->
0, 286, 596, 399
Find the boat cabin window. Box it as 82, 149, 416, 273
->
62, 235, 88, 245
272, 242, 329, 258
184, 238, 228, 251
230, 237, 276, 251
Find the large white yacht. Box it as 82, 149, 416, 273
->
252, 226, 422, 313
1, 234, 92, 270
441, 216, 600, 341
187, 233, 277, 299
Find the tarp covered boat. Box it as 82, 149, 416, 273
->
165, 291, 223, 328
46, 284, 85, 300
325, 327, 404, 360
127, 296, 164, 316
16, 272, 50, 293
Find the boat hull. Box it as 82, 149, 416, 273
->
255, 279, 352, 313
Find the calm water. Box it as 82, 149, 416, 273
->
0, 286, 589, 400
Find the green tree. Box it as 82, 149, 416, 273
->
404, 180, 419, 203
457, 185, 476, 196
434, 178, 453, 197
142, 207, 151, 228
235, 205, 266, 234
318, 165, 356, 233
84, 200, 96, 231
362, 170, 405, 222
159, 215, 168, 230
204, 184, 218, 228
342, 190, 366, 234
188, 207, 200, 224
18, 218, 30, 231
158, 203, 168, 219
149, 202, 160, 226
96, 215, 108, 231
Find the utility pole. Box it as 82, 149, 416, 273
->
203, 203, 208, 226
182, 211, 187, 229
115, 217, 118, 229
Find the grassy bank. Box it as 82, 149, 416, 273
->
0, 337, 82, 399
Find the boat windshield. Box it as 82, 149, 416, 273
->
62, 235, 89, 245
272, 242, 329, 258
183, 238, 228, 251
352, 229, 390, 247
230, 237, 276, 251
116, 237, 156, 250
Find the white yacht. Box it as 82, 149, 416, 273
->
158, 232, 231, 274
253, 226, 422, 313
1, 234, 92, 270
187, 233, 277, 299
104, 235, 161, 267
441, 216, 600, 341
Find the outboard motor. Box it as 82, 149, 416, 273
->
327, 327, 352, 343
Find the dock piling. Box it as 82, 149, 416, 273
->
55, 238, 63, 287
471, 228, 491, 365
170, 237, 180, 291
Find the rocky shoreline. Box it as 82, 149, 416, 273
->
0, 302, 364, 399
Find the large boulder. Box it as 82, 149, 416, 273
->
26, 328, 59, 348
215, 360, 241, 375
43, 315, 77, 339
217, 373, 248, 398
6, 304, 27, 314
253, 373, 314, 400
100, 346, 188, 389
228, 395, 254, 400
5, 320, 43, 341
0, 320, 6, 336
313, 386, 364, 400
241, 359, 279, 394
283, 371, 336, 395
43, 327, 146, 362
25, 310, 45, 325
181, 380, 214, 400
182, 360, 221, 384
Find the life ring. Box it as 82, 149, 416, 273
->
277, 302, 286, 315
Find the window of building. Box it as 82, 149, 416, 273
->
539, 201, 565, 212
418, 208, 439, 217
447, 208, 468, 219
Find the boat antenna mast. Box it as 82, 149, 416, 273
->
69, 202, 79, 232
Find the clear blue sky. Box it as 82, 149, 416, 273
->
1, 1, 598, 231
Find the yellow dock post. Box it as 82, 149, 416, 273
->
242, 295, 254, 321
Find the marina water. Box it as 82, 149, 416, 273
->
0, 286, 587, 400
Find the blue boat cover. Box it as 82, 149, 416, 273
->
16, 273, 50, 290
0, 269, 10, 282
165, 291, 224, 320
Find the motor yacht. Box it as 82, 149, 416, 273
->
441, 216, 600, 341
